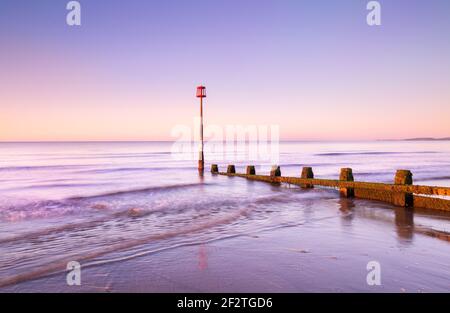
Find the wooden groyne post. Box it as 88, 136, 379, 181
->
246, 166, 256, 175
339, 168, 354, 197
216, 165, 450, 212
393, 170, 413, 207
270, 166, 281, 177
300, 167, 314, 189
227, 165, 236, 174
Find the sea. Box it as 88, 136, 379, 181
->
0, 141, 449, 292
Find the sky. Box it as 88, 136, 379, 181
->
0, 0, 450, 141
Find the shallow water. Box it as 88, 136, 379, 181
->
0, 141, 449, 292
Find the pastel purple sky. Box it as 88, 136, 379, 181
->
1, 0, 449, 141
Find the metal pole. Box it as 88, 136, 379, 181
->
198, 96, 204, 172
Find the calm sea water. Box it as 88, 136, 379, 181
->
0, 141, 449, 291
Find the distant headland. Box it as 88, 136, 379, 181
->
379, 137, 450, 141
404, 137, 450, 141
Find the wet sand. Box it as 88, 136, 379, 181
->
3, 193, 450, 293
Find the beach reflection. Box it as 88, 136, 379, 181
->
338, 198, 355, 221
198, 245, 208, 271
395, 207, 414, 241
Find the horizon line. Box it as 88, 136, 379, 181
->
1, 138, 449, 143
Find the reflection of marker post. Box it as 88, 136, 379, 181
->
198, 245, 208, 270
196, 86, 206, 173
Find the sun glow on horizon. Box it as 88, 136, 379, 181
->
1, 0, 450, 141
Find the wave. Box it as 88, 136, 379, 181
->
0, 216, 113, 244
315, 151, 437, 156
0, 204, 255, 288
74, 166, 195, 174
353, 172, 391, 177
416, 176, 450, 182
0, 193, 298, 244
278, 162, 351, 167
20, 183, 102, 190
0, 164, 193, 174
67, 182, 210, 200
31, 152, 173, 161
0, 183, 213, 222
0, 165, 93, 172
0, 199, 78, 222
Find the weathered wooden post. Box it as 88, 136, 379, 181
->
246, 165, 256, 175
301, 167, 314, 188
211, 164, 218, 174
393, 170, 413, 207
339, 168, 354, 197
270, 165, 281, 177
227, 165, 236, 174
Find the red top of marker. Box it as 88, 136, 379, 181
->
196, 86, 206, 98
